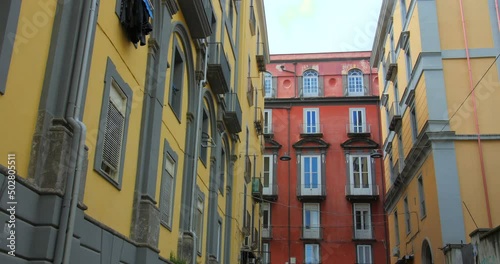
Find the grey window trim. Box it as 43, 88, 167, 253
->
196, 186, 206, 256
168, 39, 185, 122
0, 0, 21, 95
199, 106, 209, 166
160, 139, 178, 230
94, 57, 133, 190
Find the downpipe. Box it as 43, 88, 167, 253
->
189, 40, 209, 264
54, 0, 96, 263
458, 0, 493, 228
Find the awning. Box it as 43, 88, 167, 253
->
143, 0, 154, 18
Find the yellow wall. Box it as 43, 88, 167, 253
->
389, 154, 444, 264
0, 0, 58, 178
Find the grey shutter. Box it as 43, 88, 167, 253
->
318, 75, 324, 96
363, 74, 370, 95
160, 174, 169, 225
102, 101, 125, 174
272, 77, 277, 98
297, 76, 303, 97
342, 75, 348, 96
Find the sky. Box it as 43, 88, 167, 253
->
263, 0, 384, 54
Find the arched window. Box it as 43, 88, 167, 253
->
348, 69, 364, 96
303, 70, 319, 96
264, 72, 273, 97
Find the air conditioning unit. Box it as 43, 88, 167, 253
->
392, 246, 400, 257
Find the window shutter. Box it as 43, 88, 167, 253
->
272, 77, 277, 97
160, 174, 169, 224
363, 74, 370, 95
102, 101, 125, 175
342, 75, 348, 96
318, 75, 324, 96
297, 76, 303, 97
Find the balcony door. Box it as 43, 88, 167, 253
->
349, 155, 372, 195
303, 108, 319, 133
349, 108, 366, 133
263, 155, 273, 195
301, 155, 321, 195
354, 203, 372, 239
303, 204, 320, 239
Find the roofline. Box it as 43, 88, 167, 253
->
370, 0, 395, 67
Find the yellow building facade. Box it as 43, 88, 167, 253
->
371, 0, 500, 263
0, 0, 269, 263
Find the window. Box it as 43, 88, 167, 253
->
404, 197, 411, 234
200, 108, 209, 164
264, 109, 272, 134
301, 155, 321, 195
394, 211, 400, 245
405, 45, 412, 81
304, 244, 320, 264
160, 151, 176, 229
303, 203, 320, 239
357, 245, 372, 264
348, 69, 364, 96
263, 155, 274, 195
169, 45, 184, 120
398, 133, 404, 169
262, 243, 270, 264
303, 108, 319, 133
349, 108, 367, 133
194, 195, 205, 255
418, 176, 426, 218
389, 153, 395, 184
264, 72, 273, 97
262, 203, 271, 237
219, 148, 226, 194
354, 203, 372, 239
94, 58, 132, 189
349, 155, 372, 195
410, 104, 418, 143
0, 0, 21, 95
303, 70, 319, 97
217, 220, 222, 261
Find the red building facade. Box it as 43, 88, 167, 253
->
261, 52, 388, 264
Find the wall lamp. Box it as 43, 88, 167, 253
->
280, 152, 292, 161
370, 149, 383, 159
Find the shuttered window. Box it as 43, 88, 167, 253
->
160, 153, 175, 228
101, 80, 126, 181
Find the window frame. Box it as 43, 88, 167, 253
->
300, 155, 322, 195
302, 70, 319, 97
195, 190, 205, 256
349, 108, 367, 133
262, 242, 270, 264
353, 203, 372, 239
303, 108, 320, 134
0, 0, 21, 95
303, 203, 321, 239
94, 58, 133, 189
347, 69, 364, 96
356, 244, 373, 264
404, 196, 411, 234
264, 109, 272, 134
264, 72, 273, 97
304, 244, 320, 264
394, 210, 400, 245
159, 139, 178, 230
349, 155, 373, 195
262, 202, 271, 233
168, 41, 185, 122
263, 155, 274, 195
418, 176, 426, 219
410, 104, 418, 143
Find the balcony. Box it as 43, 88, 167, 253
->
345, 184, 380, 201
249, 6, 256, 36
207, 42, 231, 95
389, 102, 402, 131
256, 43, 267, 72
297, 184, 326, 202
299, 123, 323, 138
354, 228, 374, 240
177, 0, 213, 39
223, 92, 242, 134
346, 123, 371, 138
254, 107, 264, 135
301, 227, 323, 240
251, 178, 263, 202
263, 123, 273, 138
263, 184, 278, 201
262, 226, 272, 239
385, 63, 398, 81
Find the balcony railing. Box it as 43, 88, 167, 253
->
297, 184, 326, 201
262, 226, 272, 239
251, 178, 263, 202
254, 107, 263, 135
178, 0, 213, 39
263, 183, 278, 201
354, 228, 374, 240
223, 92, 242, 134
263, 123, 273, 136
301, 226, 323, 240
207, 42, 231, 95
256, 42, 267, 72
389, 102, 402, 131
346, 123, 371, 137
345, 184, 379, 201
299, 123, 323, 137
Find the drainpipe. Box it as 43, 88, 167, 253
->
190, 41, 209, 264
54, 0, 96, 263
458, 0, 493, 228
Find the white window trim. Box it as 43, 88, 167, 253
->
303, 108, 320, 134
304, 244, 320, 264
263, 155, 274, 195
262, 243, 270, 264
357, 244, 373, 264
303, 70, 319, 97
264, 109, 272, 134
301, 155, 322, 195
354, 203, 372, 239
349, 155, 373, 195
349, 108, 367, 133
303, 203, 320, 239
264, 72, 273, 97
347, 69, 364, 96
